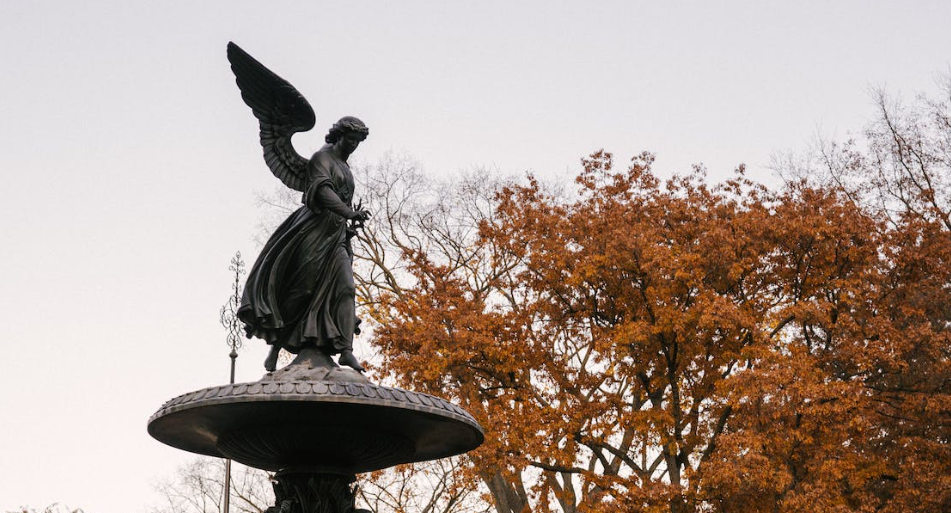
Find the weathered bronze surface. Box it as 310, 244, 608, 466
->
267, 472, 365, 513
227, 41, 371, 373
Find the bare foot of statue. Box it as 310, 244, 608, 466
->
337, 350, 365, 372
264, 345, 281, 372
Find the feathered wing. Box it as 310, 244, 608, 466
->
227, 42, 316, 192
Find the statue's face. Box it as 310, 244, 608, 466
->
340, 132, 365, 154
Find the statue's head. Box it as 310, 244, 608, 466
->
325, 116, 369, 144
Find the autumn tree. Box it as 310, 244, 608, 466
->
363, 152, 783, 512
757, 76, 951, 512
357, 144, 949, 511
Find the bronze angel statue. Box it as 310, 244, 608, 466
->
227, 42, 370, 373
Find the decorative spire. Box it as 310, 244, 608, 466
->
220, 251, 246, 360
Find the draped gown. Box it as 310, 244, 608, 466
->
237, 149, 357, 354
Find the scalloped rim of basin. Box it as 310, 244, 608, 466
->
147, 380, 484, 473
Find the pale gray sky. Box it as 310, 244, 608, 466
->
0, 1, 948, 512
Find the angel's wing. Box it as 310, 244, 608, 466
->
227, 42, 316, 192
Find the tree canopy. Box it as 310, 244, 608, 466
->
355, 79, 951, 512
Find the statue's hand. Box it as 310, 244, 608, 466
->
349, 208, 371, 222
347, 208, 370, 240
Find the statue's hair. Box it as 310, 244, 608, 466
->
325, 116, 369, 143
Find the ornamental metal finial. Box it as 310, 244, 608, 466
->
221, 251, 246, 358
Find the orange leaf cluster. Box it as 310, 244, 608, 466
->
364, 150, 950, 512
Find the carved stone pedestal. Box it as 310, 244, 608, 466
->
148, 348, 483, 512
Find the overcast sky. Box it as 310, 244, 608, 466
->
1, 1, 949, 512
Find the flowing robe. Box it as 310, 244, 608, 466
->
237, 150, 356, 354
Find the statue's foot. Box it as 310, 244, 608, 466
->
264, 346, 281, 372
337, 350, 365, 373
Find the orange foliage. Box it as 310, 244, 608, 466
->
363, 150, 951, 512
